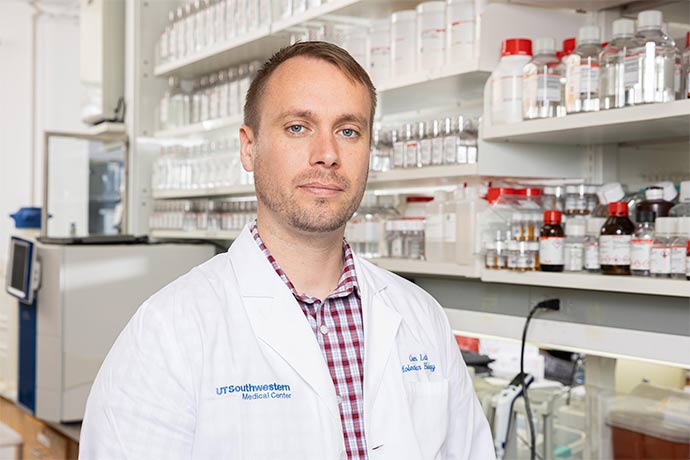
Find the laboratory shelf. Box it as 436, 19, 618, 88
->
480, 269, 690, 298
481, 99, 690, 145
367, 164, 478, 190
153, 114, 243, 138
368, 258, 480, 278
151, 229, 241, 240
152, 184, 255, 199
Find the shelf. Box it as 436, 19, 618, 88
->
377, 63, 490, 114
368, 258, 480, 278
367, 164, 478, 190
482, 100, 690, 145
151, 229, 241, 240
153, 115, 243, 138
152, 184, 255, 199
481, 269, 690, 298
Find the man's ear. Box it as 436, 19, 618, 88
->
239, 124, 255, 172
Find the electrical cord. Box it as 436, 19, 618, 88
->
520, 298, 560, 460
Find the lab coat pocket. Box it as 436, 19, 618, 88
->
405, 379, 449, 460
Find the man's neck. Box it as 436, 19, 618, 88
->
256, 210, 345, 301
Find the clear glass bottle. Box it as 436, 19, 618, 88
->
166, 10, 177, 63
425, 191, 447, 262
542, 185, 565, 212
160, 77, 189, 129
205, 0, 218, 46
442, 116, 457, 164
523, 37, 563, 119
528, 241, 539, 270
630, 210, 655, 276
556, 37, 575, 117
506, 239, 518, 271
405, 219, 426, 260
564, 219, 585, 272
669, 217, 689, 279
566, 25, 602, 113
208, 73, 219, 120
632, 10, 680, 104
564, 184, 589, 217
175, 6, 187, 60
227, 67, 239, 115
584, 217, 605, 273
431, 119, 444, 166
392, 128, 404, 169
600, 202, 635, 276
194, 0, 206, 52
539, 210, 565, 272
404, 123, 420, 168
199, 76, 210, 122
456, 115, 474, 164
585, 185, 599, 215
185, 2, 196, 57
650, 217, 674, 278
669, 181, 690, 217
217, 71, 229, 118
599, 19, 640, 110
238, 63, 252, 114
485, 241, 497, 269
418, 121, 433, 167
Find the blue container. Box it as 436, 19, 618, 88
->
10, 207, 42, 229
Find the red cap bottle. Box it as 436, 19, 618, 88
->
543, 210, 562, 225
562, 37, 576, 56
686, 31, 690, 49
501, 39, 532, 57
608, 201, 629, 217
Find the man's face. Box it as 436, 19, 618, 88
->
240, 56, 371, 234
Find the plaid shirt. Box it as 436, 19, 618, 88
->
250, 221, 368, 460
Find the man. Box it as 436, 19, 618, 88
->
81, 41, 495, 459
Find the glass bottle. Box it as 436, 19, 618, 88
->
564, 184, 589, 217
556, 37, 575, 117
227, 67, 239, 115
442, 116, 458, 164
205, 0, 217, 48
669, 217, 689, 279
669, 181, 690, 217
650, 217, 674, 278
199, 76, 210, 122
563, 219, 585, 272
185, 2, 196, 57
418, 121, 432, 167
539, 210, 565, 272
600, 202, 635, 276
455, 115, 471, 164
636, 186, 674, 220
683, 31, 690, 99
565, 25, 602, 113
238, 63, 251, 114
217, 71, 229, 118
392, 128, 404, 169
528, 241, 539, 270
162, 77, 189, 129
542, 185, 564, 212
194, 0, 206, 52
594, 183, 625, 218
167, 10, 177, 62
632, 10, 680, 104
523, 37, 563, 119
630, 210, 655, 276
404, 123, 420, 168
431, 119, 444, 166
176, 6, 187, 60
506, 240, 518, 271
599, 19, 640, 110
584, 217, 605, 273
208, 73, 219, 120
425, 191, 447, 262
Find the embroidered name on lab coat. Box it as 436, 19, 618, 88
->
402, 353, 436, 373
215, 383, 293, 400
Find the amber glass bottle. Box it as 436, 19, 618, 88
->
600, 202, 635, 275
539, 210, 565, 272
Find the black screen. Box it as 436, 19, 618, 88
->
10, 242, 29, 293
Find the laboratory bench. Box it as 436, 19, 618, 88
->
0, 394, 80, 459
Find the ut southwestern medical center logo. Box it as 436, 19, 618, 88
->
216, 382, 292, 401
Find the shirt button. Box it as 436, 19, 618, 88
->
319, 324, 329, 335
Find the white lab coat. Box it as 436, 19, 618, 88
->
80, 225, 495, 460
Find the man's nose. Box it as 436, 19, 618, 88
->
309, 129, 340, 168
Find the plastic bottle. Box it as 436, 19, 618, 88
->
443, 188, 459, 262
442, 116, 458, 164
539, 210, 565, 272
490, 39, 533, 124
564, 220, 585, 272
630, 210, 655, 276
584, 217, 606, 273
600, 202, 634, 276
600, 19, 639, 109
404, 123, 421, 168
391, 10, 417, 76
523, 37, 563, 119
455, 186, 483, 265
670, 181, 690, 217
370, 19, 392, 86
654, 180, 678, 202
566, 25, 602, 113
632, 10, 679, 104
425, 191, 447, 262
417, 1, 446, 70
594, 183, 625, 218
557, 38, 576, 117
431, 119, 445, 166
446, 0, 475, 63
418, 121, 433, 166
670, 217, 690, 279
392, 129, 404, 169
637, 186, 674, 220
650, 217, 674, 278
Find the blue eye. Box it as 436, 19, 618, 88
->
341, 128, 358, 138
288, 125, 304, 134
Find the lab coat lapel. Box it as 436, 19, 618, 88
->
229, 227, 340, 421
355, 257, 402, 417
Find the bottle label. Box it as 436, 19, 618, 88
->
393, 144, 405, 167
630, 239, 653, 271
431, 138, 445, 165
425, 214, 443, 241
564, 242, 584, 271
420, 139, 433, 165
539, 236, 564, 265
443, 136, 458, 164
525, 73, 561, 103
624, 54, 641, 87
650, 246, 671, 274
443, 213, 457, 243
670, 245, 686, 275
584, 242, 599, 269
420, 28, 446, 53
599, 234, 631, 265
447, 2, 474, 47
517, 252, 530, 269
404, 142, 418, 167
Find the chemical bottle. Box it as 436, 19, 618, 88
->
418, 121, 433, 167
670, 181, 690, 217
631, 10, 680, 104
425, 191, 447, 262
650, 217, 675, 278
446, 0, 475, 63
539, 210, 565, 272
455, 186, 485, 266
653, 180, 678, 203
600, 202, 635, 276
670, 217, 690, 279
637, 186, 674, 220
523, 37, 563, 119
593, 183, 625, 218
557, 38, 576, 117
489, 39, 533, 124
416, 1, 446, 70
566, 25, 602, 113
563, 219, 586, 272
630, 210, 655, 277
599, 19, 640, 110
584, 217, 606, 273
391, 10, 417, 77
686, 240, 690, 280
403, 123, 419, 168
392, 129, 404, 169
431, 119, 445, 166
443, 188, 459, 262
683, 32, 690, 99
